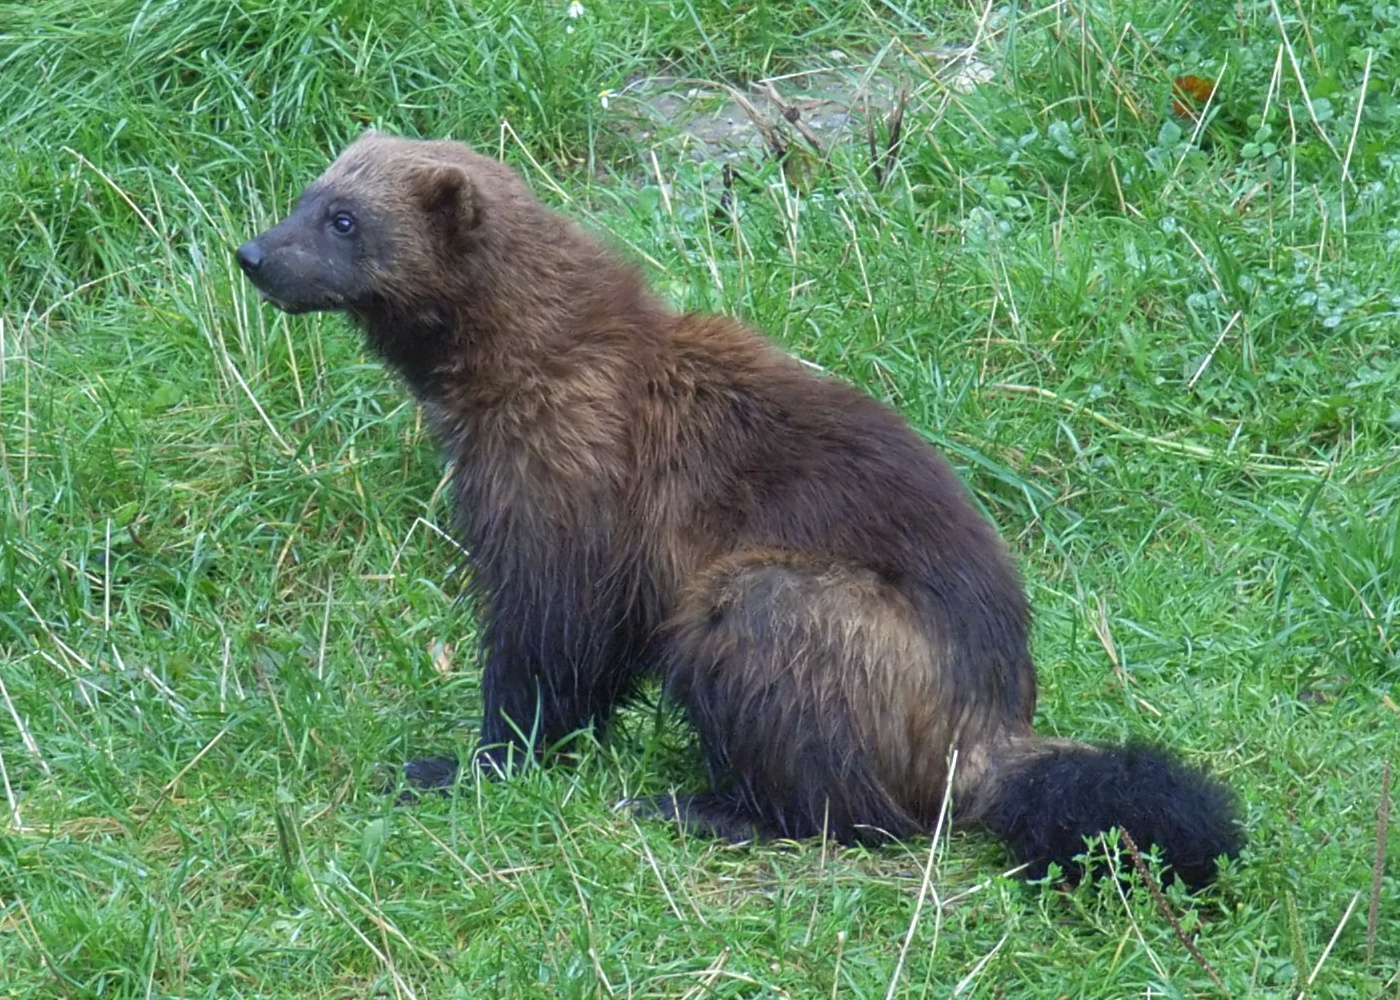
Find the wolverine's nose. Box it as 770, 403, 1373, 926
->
235, 241, 263, 274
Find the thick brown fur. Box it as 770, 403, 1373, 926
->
237, 133, 1243, 887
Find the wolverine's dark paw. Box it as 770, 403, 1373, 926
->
624, 793, 766, 844
384, 746, 534, 800
404, 755, 462, 788
379, 756, 461, 803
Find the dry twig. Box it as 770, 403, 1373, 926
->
1121, 830, 1230, 996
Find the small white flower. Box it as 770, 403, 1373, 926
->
567, 1, 585, 17
599, 89, 615, 109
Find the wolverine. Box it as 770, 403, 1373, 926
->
237, 132, 1243, 886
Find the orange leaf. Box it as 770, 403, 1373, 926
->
1172, 75, 1218, 121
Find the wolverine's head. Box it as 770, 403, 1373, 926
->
236, 132, 485, 315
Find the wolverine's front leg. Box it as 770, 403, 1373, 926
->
403, 598, 653, 789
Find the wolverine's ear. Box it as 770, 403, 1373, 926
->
413, 163, 480, 244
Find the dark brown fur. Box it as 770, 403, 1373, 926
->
237, 133, 1243, 886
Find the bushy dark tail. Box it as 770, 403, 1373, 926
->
975, 740, 1244, 889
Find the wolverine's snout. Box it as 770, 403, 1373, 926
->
235, 240, 264, 274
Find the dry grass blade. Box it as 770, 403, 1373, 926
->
883, 84, 907, 182
725, 84, 789, 161
1297, 892, 1362, 999
990, 383, 1335, 475
762, 80, 827, 159
865, 94, 881, 185
1366, 759, 1390, 961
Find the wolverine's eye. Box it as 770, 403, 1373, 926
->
330, 212, 356, 235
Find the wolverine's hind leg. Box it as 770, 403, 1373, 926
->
658, 552, 958, 844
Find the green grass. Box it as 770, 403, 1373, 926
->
2, 0, 1397, 996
